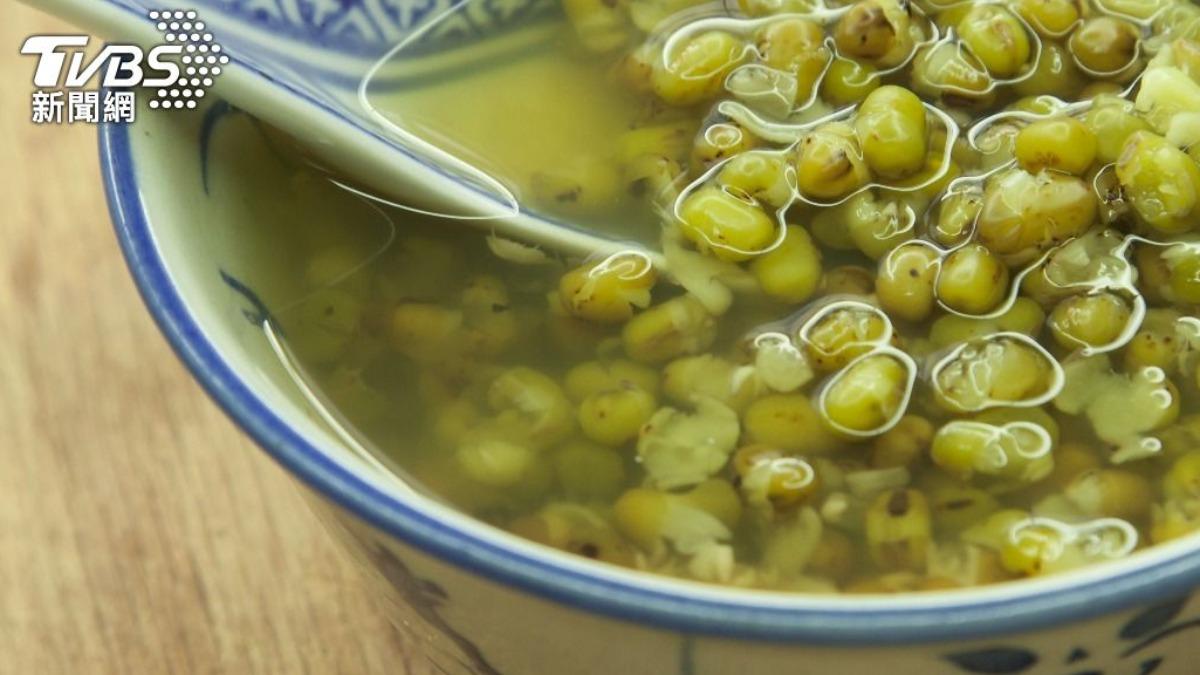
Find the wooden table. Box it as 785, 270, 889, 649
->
0, 6, 412, 672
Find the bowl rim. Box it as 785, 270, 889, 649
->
98, 116, 1200, 645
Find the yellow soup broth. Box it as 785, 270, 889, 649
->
266, 0, 1200, 593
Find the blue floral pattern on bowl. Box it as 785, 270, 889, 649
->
219, 0, 558, 50
93, 0, 560, 114
945, 596, 1200, 675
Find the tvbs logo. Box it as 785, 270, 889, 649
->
21, 9, 227, 124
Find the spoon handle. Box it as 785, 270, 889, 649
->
29, 0, 662, 266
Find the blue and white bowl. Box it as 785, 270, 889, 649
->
78, 0, 1200, 672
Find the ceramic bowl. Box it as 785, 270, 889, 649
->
91, 0, 1200, 673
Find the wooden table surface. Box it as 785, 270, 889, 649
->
0, 5, 413, 672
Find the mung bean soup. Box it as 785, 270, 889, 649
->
277, 0, 1200, 593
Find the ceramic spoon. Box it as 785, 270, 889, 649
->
30, 0, 661, 264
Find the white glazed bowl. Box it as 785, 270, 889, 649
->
101, 93, 1200, 675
